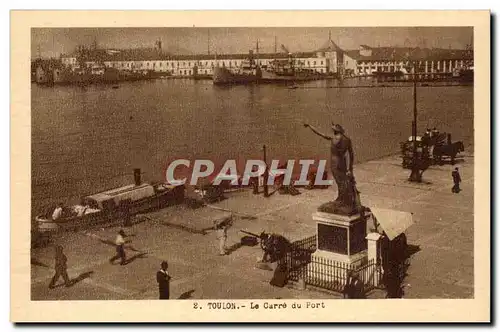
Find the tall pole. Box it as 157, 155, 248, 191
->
409, 61, 420, 182
207, 30, 210, 56
413, 63, 417, 156
413, 65, 417, 137
256, 39, 259, 66
274, 36, 277, 61
263, 144, 269, 197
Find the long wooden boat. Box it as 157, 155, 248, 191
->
35, 181, 185, 234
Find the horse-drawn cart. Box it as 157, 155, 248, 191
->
400, 133, 464, 168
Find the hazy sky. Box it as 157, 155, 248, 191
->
32, 27, 473, 58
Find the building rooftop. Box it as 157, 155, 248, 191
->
57, 45, 473, 63
61, 48, 319, 62
32, 58, 64, 71
316, 40, 343, 53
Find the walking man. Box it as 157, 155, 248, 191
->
156, 261, 171, 300
109, 229, 127, 265
214, 215, 232, 256
48, 245, 72, 289
452, 167, 462, 193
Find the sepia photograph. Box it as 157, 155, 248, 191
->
11, 10, 490, 322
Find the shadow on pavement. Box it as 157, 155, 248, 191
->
177, 289, 195, 299
226, 243, 243, 255
99, 238, 116, 247
31, 258, 50, 268
67, 271, 95, 287
123, 252, 148, 265
406, 244, 421, 258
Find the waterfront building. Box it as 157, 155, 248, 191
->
53, 41, 473, 80
58, 39, 339, 78
33, 58, 64, 84
345, 45, 474, 77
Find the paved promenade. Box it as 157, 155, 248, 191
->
31, 152, 474, 300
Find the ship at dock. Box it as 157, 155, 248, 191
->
260, 58, 324, 83
212, 41, 327, 85
212, 51, 262, 85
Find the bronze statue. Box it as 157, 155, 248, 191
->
304, 122, 360, 215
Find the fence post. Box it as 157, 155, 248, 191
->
297, 277, 306, 290
366, 232, 382, 287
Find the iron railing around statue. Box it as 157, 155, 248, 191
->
305, 256, 381, 293
281, 234, 385, 294
279, 235, 317, 282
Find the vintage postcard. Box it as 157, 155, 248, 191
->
11, 10, 490, 322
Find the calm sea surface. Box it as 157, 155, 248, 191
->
31, 78, 473, 213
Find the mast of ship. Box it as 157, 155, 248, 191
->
274, 35, 277, 62
256, 39, 259, 67
281, 44, 293, 73
207, 29, 210, 56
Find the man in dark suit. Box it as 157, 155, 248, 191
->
452, 167, 462, 193
157, 261, 171, 300
249, 165, 260, 194
343, 271, 365, 299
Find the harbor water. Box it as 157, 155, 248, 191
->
31, 78, 473, 214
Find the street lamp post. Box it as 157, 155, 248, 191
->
408, 61, 421, 182
263, 144, 269, 197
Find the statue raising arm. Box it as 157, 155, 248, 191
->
304, 123, 332, 140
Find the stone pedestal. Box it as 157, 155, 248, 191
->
313, 211, 370, 264
307, 210, 372, 283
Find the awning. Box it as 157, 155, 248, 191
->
370, 208, 414, 241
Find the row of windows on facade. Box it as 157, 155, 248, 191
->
357, 60, 467, 72
64, 59, 326, 68
356, 59, 467, 66
166, 68, 337, 75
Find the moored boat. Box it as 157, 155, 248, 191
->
212, 53, 262, 85
212, 66, 261, 85
35, 175, 185, 234
260, 58, 323, 83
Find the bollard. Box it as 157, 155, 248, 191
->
297, 277, 306, 290
133, 168, 141, 186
